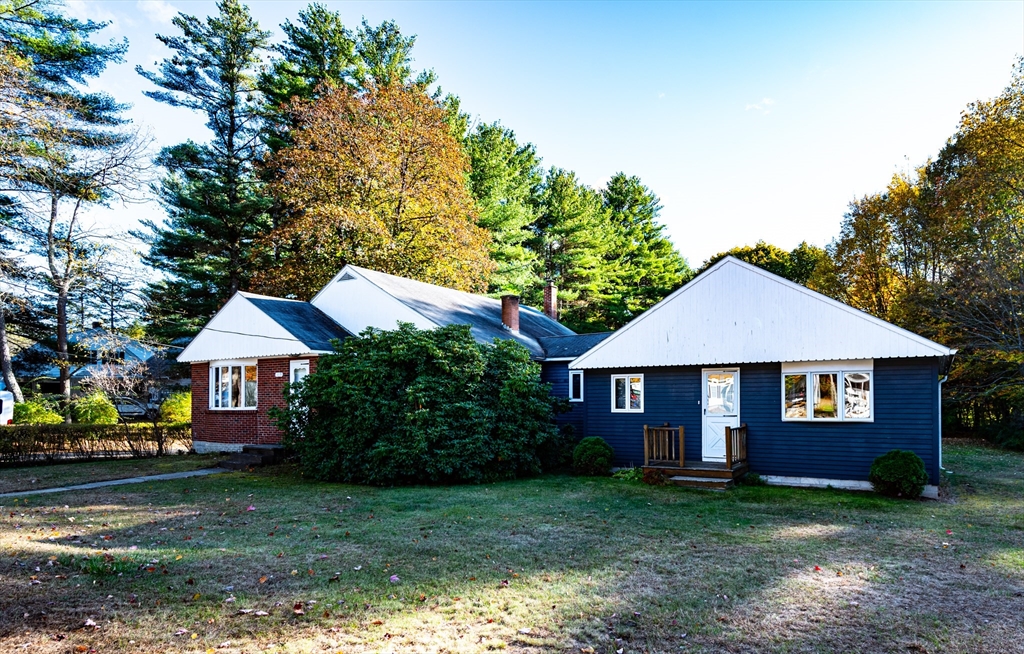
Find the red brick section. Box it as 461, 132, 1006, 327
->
191, 357, 319, 446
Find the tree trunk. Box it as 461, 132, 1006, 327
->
0, 302, 24, 403
56, 286, 71, 422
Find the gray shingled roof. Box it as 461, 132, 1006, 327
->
350, 266, 575, 359
537, 332, 612, 359
246, 296, 350, 351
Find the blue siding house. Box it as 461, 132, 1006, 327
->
568, 257, 954, 496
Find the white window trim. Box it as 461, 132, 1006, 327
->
781, 365, 874, 423
610, 373, 644, 413
209, 359, 258, 411
289, 359, 311, 386
569, 370, 584, 403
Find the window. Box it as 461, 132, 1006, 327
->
210, 361, 257, 409
611, 374, 643, 412
290, 359, 310, 385
781, 362, 872, 422
569, 370, 584, 402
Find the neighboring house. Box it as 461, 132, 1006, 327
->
568, 257, 955, 497
178, 265, 605, 453
14, 323, 159, 395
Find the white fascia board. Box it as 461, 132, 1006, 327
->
310, 265, 438, 335
178, 294, 314, 363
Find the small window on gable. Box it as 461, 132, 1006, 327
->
569, 370, 584, 402
210, 360, 257, 409
781, 362, 872, 422
611, 374, 643, 413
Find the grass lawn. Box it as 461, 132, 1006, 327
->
0, 454, 223, 494
0, 440, 1021, 653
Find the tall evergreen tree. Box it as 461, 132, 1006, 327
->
601, 173, 690, 328
531, 169, 617, 332
465, 122, 542, 294
135, 0, 272, 340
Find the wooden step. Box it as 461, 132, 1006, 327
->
667, 475, 732, 491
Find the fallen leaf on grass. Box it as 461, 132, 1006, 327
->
254, 610, 269, 616
259, 576, 268, 584
814, 566, 822, 572
518, 627, 532, 634
293, 603, 305, 615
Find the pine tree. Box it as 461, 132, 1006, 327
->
601, 173, 690, 328
134, 0, 273, 340
465, 122, 542, 294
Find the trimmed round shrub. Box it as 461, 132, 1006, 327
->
160, 390, 192, 424
869, 449, 929, 499
13, 400, 63, 425
72, 391, 119, 425
573, 436, 614, 476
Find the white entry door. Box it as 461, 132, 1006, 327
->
702, 369, 740, 461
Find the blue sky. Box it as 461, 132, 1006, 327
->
69, 0, 1023, 266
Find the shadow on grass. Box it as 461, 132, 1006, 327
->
1, 443, 1023, 653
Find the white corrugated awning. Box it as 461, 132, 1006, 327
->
570, 257, 954, 370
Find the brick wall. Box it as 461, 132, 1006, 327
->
191, 357, 319, 449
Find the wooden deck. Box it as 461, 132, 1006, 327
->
643, 423, 749, 490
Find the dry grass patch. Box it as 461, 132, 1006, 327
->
0, 442, 1021, 653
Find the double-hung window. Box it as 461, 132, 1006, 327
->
782, 360, 872, 421
210, 360, 257, 409
611, 374, 644, 412
569, 370, 584, 402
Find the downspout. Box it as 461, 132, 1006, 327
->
938, 375, 948, 472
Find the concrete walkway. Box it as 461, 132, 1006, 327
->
0, 467, 227, 499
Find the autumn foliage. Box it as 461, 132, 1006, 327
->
253, 83, 493, 298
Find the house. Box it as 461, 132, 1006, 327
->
568, 256, 955, 497
14, 323, 160, 395
178, 264, 605, 453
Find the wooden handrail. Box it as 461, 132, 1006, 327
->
724, 423, 748, 468
644, 425, 684, 467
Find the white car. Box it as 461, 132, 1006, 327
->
0, 390, 13, 425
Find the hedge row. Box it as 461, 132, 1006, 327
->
0, 423, 192, 464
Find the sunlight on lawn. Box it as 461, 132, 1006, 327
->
1, 442, 1023, 653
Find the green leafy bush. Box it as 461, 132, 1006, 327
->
13, 400, 63, 425
274, 323, 562, 485
612, 466, 643, 482
869, 450, 929, 499
160, 390, 192, 424
573, 436, 614, 476
72, 391, 119, 425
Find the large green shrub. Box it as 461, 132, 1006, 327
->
573, 436, 614, 476
274, 323, 562, 485
13, 400, 63, 425
869, 449, 929, 499
72, 391, 119, 425
160, 390, 192, 424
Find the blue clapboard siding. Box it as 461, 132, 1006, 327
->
582, 357, 942, 484
541, 362, 586, 437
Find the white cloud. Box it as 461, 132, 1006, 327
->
64, 1, 117, 25
137, 0, 179, 25
658, 92, 666, 99
745, 97, 776, 113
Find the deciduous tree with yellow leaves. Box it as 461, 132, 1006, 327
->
253, 82, 493, 298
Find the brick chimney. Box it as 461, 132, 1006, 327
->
543, 281, 558, 321
501, 295, 520, 333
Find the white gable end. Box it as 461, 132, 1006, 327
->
178, 294, 320, 363
311, 266, 438, 335
571, 257, 953, 370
